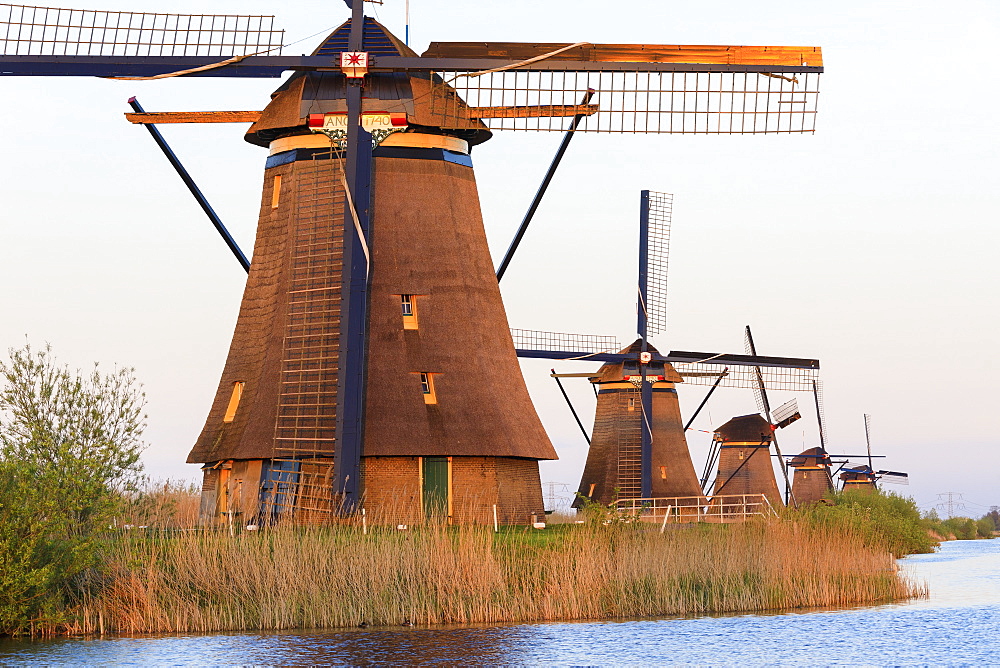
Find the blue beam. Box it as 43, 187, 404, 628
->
128, 97, 249, 273
0, 55, 824, 79
515, 348, 819, 369
332, 7, 371, 512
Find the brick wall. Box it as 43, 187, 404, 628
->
362, 455, 546, 526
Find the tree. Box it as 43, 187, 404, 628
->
0, 343, 146, 634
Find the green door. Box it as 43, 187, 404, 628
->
422, 457, 450, 521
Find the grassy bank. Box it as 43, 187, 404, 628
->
70, 516, 923, 635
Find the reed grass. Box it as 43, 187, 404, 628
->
72, 517, 924, 634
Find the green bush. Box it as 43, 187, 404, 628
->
976, 518, 996, 539
800, 490, 936, 557
0, 343, 146, 635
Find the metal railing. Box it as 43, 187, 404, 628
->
615, 493, 777, 523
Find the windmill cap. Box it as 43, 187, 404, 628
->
245, 17, 491, 148
714, 413, 773, 443
789, 446, 829, 467
593, 339, 683, 383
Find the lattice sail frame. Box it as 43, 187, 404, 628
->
644, 191, 672, 337
675, 363, 818, 392
772, 397, 799, 424
511, 329, 621, 354
0, 3, 283, 56
813, 379, 829, 443
430, 69, 819, 134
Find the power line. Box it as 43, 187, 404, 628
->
935, 492, 967, 518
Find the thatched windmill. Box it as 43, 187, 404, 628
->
1, 2, 823, 525
788, 447, 834, 504
837, 414, 908, 494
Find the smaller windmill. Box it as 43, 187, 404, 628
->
788, 446, 834, 504
706, 395, 803, 508
786, 378, 835, 505
837, 414, 908, 492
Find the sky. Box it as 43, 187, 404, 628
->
0, 0, 997, 516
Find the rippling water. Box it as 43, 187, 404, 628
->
2, 538, 997, 665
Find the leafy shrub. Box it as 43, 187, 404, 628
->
0, 343, 145, 635
800, 490, 936, 557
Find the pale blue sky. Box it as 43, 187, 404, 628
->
1, 0, 997, 515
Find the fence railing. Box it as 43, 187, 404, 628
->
615, 493, 777, 523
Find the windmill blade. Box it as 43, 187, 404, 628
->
424, 68, 820, 135
877, 470, 909, 485
743, 325, 796, 507
863, 413, 874, 472
676, 365, 816, 392
422, 42, 822, 67
772, 398, 801, 429
510, 329, 621, 357
415, 41, 821, 135
639, 191, 673, 339
0, 3, 288, 77
812, 379, 828, 450
745, 327, 767, 413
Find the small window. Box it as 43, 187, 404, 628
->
223, 381, 245, 423
627, 397, 636, 411
401, 294, 418, 330
271, 174, 282, 209
659, 466, 667, 480
419, 372, 437, 405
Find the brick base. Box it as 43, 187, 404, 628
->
361, 455, 545, 525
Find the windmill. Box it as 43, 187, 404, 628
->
837, 414, 908, 493
539, 194, 820, 514
0, 2, 824, 525
787, 378, 836, 504
788, 446, 834, 504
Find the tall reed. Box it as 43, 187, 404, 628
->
74, 517, 924, 634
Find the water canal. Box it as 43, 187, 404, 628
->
2, 538, 997, 665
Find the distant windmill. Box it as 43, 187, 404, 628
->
837, 414, 909, 492
787, 379, 833, 503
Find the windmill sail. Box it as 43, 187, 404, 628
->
877, 470, 909, 485
421, 42, 821, 134
641, 191, 672, 338
510, 329, 621, 355
0, 3, 283, 57
772, 398, 801, 429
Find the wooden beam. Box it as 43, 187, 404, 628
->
468, 104, 599, 119
423, 43, 823, 68
125, 110, 262, 124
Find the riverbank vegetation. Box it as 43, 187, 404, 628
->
920, 508, 998, 541
0, 343, 146, 636
70, 511, 920, 636
0, 343, 944, 637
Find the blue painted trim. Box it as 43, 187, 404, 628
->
597, 387, 677, 395
265, 147, 344, 169
265, 146, 472, 170
373, 146, 472, 167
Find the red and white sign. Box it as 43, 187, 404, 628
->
340, 51, 368, 78
307, 112, 408, 134
626, 375, 665, 383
